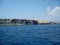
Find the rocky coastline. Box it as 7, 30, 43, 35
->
0, 19, 56, 25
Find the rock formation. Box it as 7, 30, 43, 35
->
0, 19, 56, 25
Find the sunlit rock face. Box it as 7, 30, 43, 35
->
37, 20, 50, 24
0, 19, 56, 25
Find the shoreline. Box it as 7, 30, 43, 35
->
0, 24, 23, 26
0, 23, 57, 26
0, 19, 57, 25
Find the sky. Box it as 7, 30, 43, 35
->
0, 0, 60, 22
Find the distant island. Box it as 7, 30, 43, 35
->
0, 19, 56, 25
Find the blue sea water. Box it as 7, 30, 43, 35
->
0, 24, 60, 45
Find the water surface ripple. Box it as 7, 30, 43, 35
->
0, 24, 60, 45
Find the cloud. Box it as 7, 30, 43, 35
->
46, 6, 60, 16
46, 6, 60, 22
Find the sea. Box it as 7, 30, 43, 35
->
0, 24, 60, 45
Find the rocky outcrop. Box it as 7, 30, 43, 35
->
10, 19, 38, 25
0, 19, 56, 25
